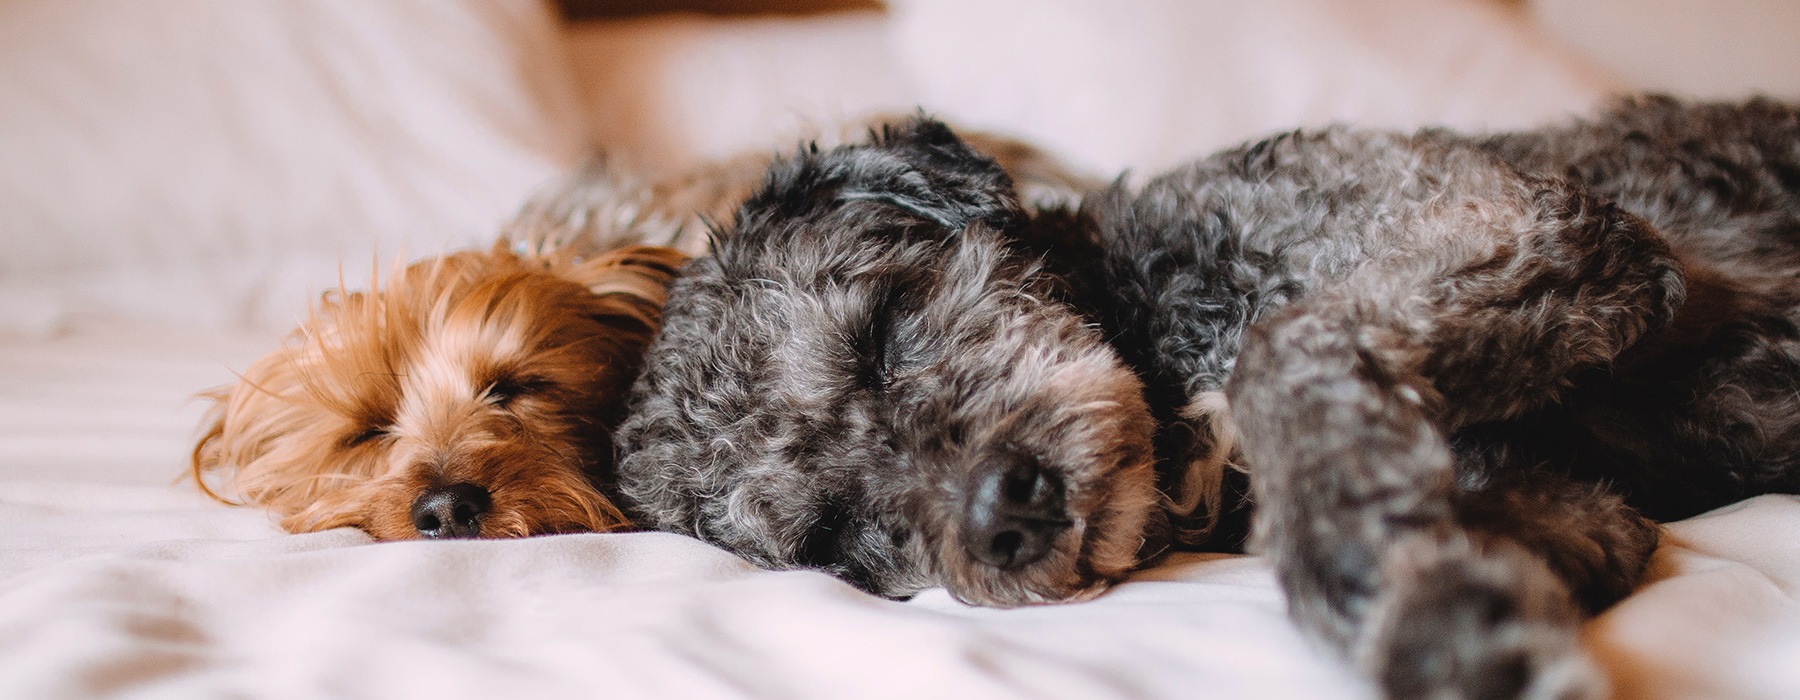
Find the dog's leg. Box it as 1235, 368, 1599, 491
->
1233, 302, 1608, 700
1356, 468, 1663, 699
1455, 471, 1662, 616
1227, 184, 1682, 699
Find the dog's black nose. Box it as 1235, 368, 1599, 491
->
411, 483, 491, 539
962, 459, 1071, 570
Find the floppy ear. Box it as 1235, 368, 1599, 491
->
845, 116, 1023, 231
556, 244, 689, 330
190, 387, 236, 504
743, 115, 1024, 235
188, 344, 313, 509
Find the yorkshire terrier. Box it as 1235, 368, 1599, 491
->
190, 160, 739, 540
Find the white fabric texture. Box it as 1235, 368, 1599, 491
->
3, 325, 1799, 698
5, 326, 1800, 699
0, 0, 588, 335
5, 1, 1800, 698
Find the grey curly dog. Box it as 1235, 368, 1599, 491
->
613, 96, 1800, 699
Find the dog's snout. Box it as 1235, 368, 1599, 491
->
411, 482, 491, 539
962, 459, 1070, 570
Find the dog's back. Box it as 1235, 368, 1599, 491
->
1086, 96, 1800, 699
1454, 96, 1800, 519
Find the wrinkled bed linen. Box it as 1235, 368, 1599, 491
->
2, 325, 1797, 699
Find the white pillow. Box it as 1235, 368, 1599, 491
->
565, 11, 914, 174
1528, 0, 1800, 99
0, 0, 589, 335
889, 0, 1625, 174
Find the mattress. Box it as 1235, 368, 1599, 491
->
2, 325, 1799, 699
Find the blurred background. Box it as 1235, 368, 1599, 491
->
1, 0, 1797, 337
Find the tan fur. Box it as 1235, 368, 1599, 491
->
191, 241, 687, 539
1167, 390, 1246, 535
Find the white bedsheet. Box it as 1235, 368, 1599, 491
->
3, 326, 1798, 699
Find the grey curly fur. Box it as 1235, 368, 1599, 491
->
616, 123, 1156, 605
615, 96, 1800, 699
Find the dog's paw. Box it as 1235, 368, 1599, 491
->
1357, 535, 1605, 700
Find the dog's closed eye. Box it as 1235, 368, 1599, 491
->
859, 305, 901, 390
851, 283, 931, 390
342, 425, 389, 449
485, 375, 550, 407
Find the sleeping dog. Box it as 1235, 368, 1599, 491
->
190, 160, 735, 540
615, 97, 1800, 699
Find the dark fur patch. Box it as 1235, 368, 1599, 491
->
616, 117, 1158, 607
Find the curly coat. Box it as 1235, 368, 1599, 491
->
616, 97, 1800, 698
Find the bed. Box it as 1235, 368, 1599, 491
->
3, 1, 1798, 697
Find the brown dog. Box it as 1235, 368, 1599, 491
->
190, 160, 738, 539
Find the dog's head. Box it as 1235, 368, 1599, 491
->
192, 243, 686, 539
617, 118, 1159, 606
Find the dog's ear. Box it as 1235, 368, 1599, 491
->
188, 345, 311, 509
743, 115, 1023, 235
190, 387, 237, 504
848, 116, 1022, 231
